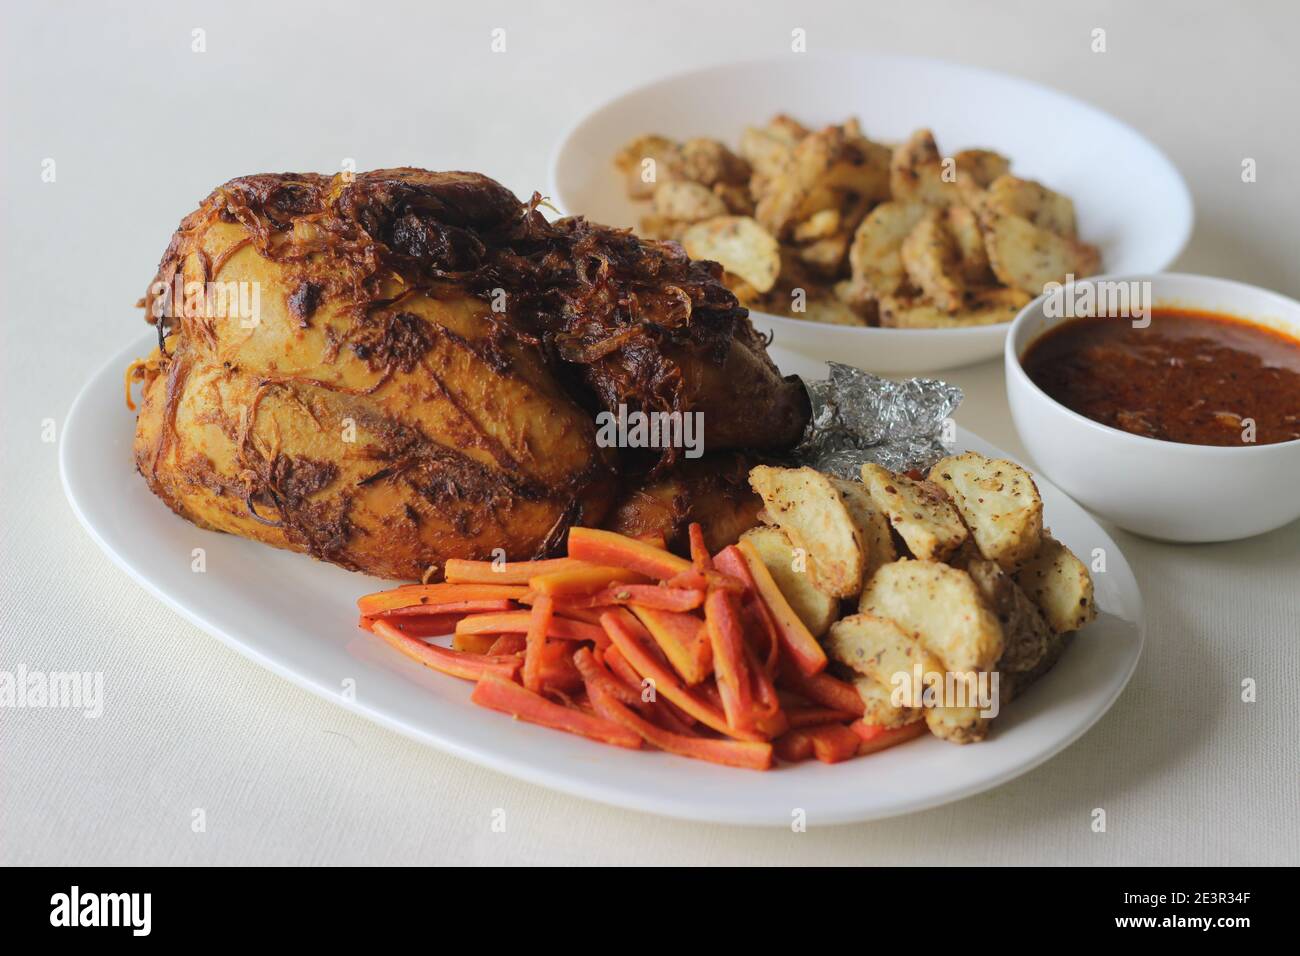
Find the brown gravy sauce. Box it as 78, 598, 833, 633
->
1021, 309, 1300, 446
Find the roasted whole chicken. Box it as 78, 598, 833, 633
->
129, 169, 809, 579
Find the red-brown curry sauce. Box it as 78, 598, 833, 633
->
1021, 309, 1300, 446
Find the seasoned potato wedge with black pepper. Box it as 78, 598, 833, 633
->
749, 465, 864, 598
828, 613, 945, 707
956, 551, 1053, 673
795, 293, 870, 326
889, 128, 960, 206
681, 216, 781, 293
984, 174, 1078, 238
847, 201, 929, 298
652, 181, 728, 222
878, 287, 1031, 329
860, 463, 968, 561
679, 137, 751, 187
928, 451, 1043, 571
945, 205, 992, 283
858, 559, 1004, 677
740, 525, 839, 637
901, 209, 965, 312
924, 704, 990, 744
954, 149, 1011, 195
980, 209, 1101, 295
829, 477, 896, 585
1013, 534, 1097, 634
853, 674, 924, 729
615, 134, 684, 200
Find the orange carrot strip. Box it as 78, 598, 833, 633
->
850, 719, 927, 755
576, 584, 704, 613
470, 674, 641, 749
379, 599, 516, 617
633, 532, 669, 550
538, 642, 583, 694
359, 612, 462, 638
530, 564, 647, 597
455, 611, 605, 643
602, 644, 646, 695
582, 664, 772, 770
452, 632, 497, 654
549, 603, 610, 627
786, 706, 859, 729
786, 670, 865, 717
601, 609, 762, 742
371, 621, 521, 681
574, 647, 696, 735
516, 594, 610, 626
774, 729, 815, 763
688, 522, 712, 571
574, 647, 646, 709
733, 540, 827, 676
712, 547, 782, 672
704, 589, 754, 733
567, 527, 692, 580
742, 638, 788, 739
631, 605, 713, 685
358, 584, 529, 616
603, 646, 698, 734
444, 557, 589, 585
806, 723, 863, 764
487, 634, 527, 656
522, 594, 554, 693
665, 568, 746, 593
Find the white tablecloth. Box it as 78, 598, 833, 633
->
3, 0, 1296, 865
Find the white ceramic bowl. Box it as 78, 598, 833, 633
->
549, 53, 1193, 374
1006, 273, 1300, 542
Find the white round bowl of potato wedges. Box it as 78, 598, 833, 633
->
549, 53, 1193, 373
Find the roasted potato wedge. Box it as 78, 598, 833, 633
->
860, 463, 968, 561
679, 137, 751, 187
928, 451, 1043, 571
1013, 534, 1097, 634
712, 181, 755, 216
652, 180, 728, 222
957, 551, 1053, 673
793, 208, 842, 242
829, 477, 896, 585
878, 286, 1030, 329
636, 214, 689, 241
900, 209, 965, 312
858, 559, 1004, 677
749, 465, 864, 598
755, 122, 890, 237
681, 216, 780, 294
889, 128, 960, 206
924, 704, 990, 744
980, 209, 1101, 295
828, 613, 944, 708
984, 174, 1077, 238
945, 205, 992, 283
794, 293, 870, 327
615, 134, 684, 200
847, 201, 929, 297
954, 149, 1011, 193
739, 525, 839, 637
853, 674, 924, 729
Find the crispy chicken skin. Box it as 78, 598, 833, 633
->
130, 169, 807, 579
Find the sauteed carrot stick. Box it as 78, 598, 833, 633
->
355, 522, 922, 770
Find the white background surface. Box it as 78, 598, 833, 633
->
3, 0, 1297, 865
